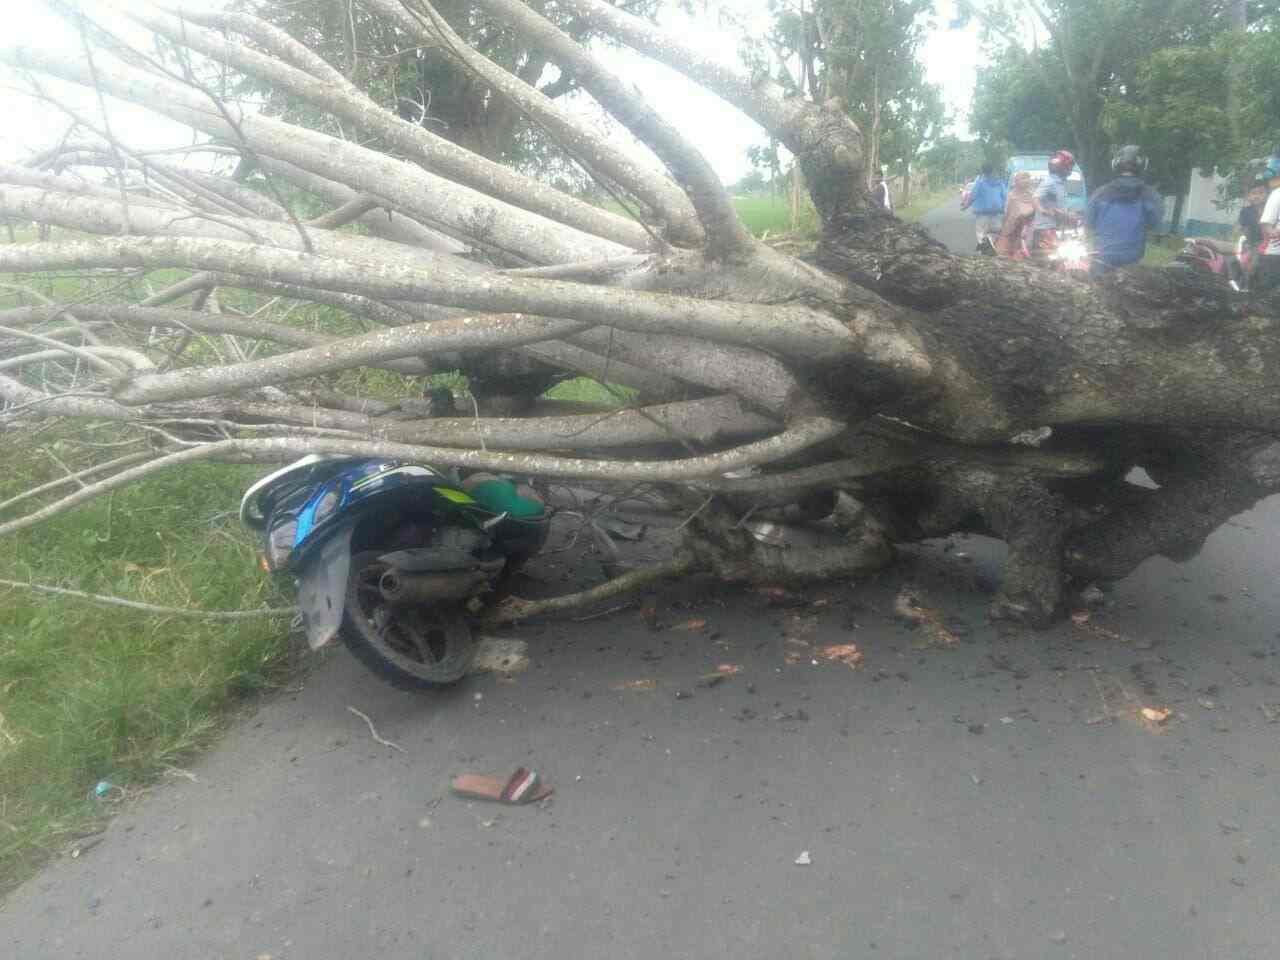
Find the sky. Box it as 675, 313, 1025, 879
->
0, 0, 985, 184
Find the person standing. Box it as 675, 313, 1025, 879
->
1084, 145, 1162, 274
872, 176, 893, 213
1239, 179, 1268, 287
996, 171, 1037, 257
961, 163, 1007, 252
1254, 172, 1280, 292
1239, 179, 1269, 249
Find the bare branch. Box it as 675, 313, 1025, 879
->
0, 418, 845, 538
224, 394, 776, 450
460, 0, 751, 257
111, 312, 587, 404
554, 0, 869, 223
0, 450, 152, 514
0, 237, 883, 372
2, 303, 433, 376
124, 2, 658, 251
1, 43, 627, 263
0, 578, 294, 619
307, 194, 381, 230
366, 0, 701, 246
485, 554, 695, 624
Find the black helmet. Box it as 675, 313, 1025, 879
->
1112, 145, 1148, 175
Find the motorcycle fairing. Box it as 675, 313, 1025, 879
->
296, 523, 354, 650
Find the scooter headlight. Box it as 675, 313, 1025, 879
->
1055, 238, 1088, 261
312, 489, 340, 524
266, 519, 298, 570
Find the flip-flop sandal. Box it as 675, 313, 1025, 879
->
451, 767, 553, 805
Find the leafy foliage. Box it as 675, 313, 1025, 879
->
1102, 44, 1233, 197
746, 0, 946, 180
228, 0, 659, 187
963, 0, 1280, 183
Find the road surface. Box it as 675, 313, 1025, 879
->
6, 202, 1280, 960
922, 195, 983, 252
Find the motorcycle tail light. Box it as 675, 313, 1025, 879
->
266, 519, 298, 570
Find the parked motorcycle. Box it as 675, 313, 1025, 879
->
1173, 235, 1249, 291
240, 456, 549, 690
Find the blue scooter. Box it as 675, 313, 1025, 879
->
240, 456, 548, 690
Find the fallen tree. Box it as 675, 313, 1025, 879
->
1, 0, 1277, 626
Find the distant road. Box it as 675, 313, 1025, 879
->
920, 195, 980, 254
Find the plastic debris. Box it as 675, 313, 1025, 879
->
1140, 706, 1172, 724
671, 617, 708, 632
817, 643, 864, 670
612, 679, 657, 692
794, 850, 812, 866
452, 768, 552, 805
93, 781, 114, 799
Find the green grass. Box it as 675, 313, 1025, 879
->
543, 376, 635, 406
0, 436, 293, 895
730, 194, 819, 237
1142, 234, 1182, 266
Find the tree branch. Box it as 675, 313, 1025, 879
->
126, 2, 657, 251
0, 236, 881, 372
461, 0, 751, 258
1, 43, 626, 264
0, 418, 846, 538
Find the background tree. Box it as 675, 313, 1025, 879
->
1101, 43, 1234, 229
917, 135, 989, 186
969, 46, 1072, 159
959, 0, 1280, 185
1233, 18, 1280, 163
748, 0, 945, 191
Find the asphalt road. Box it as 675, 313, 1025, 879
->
923, 195, 983, 252
6, 204, 1280, 960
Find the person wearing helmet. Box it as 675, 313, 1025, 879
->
1029, 150, 1075, 260
1084, 145, 1162, 275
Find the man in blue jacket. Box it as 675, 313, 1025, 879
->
1085, 145, 1162, 274
961, 163, 1007, 252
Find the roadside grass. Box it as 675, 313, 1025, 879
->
1143, 234, 1182, 266
731, 194, 819, 237
0, 437, 293, 896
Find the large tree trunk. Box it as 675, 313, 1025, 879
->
1, 0, 1277, 629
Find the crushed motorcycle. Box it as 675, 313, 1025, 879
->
240, 456, 548, 690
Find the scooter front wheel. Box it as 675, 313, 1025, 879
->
339, 551, 476, 690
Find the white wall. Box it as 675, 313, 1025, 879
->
1181, 169, 1239, 231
